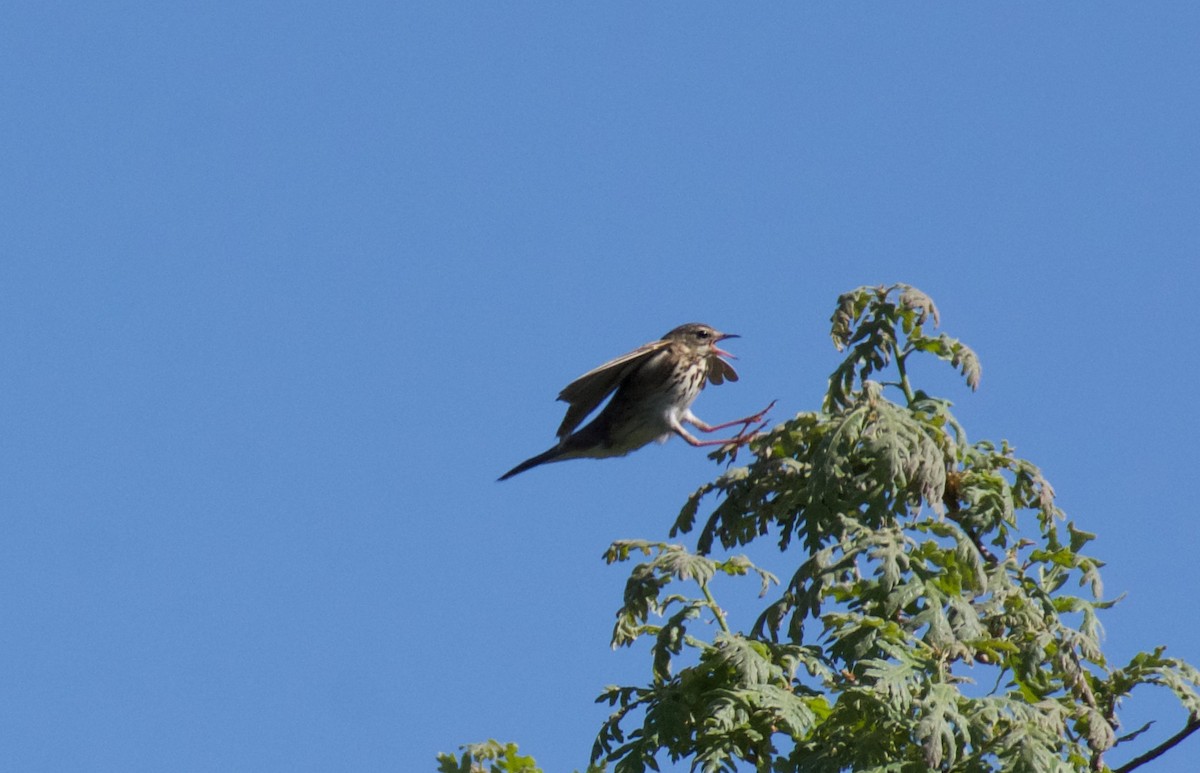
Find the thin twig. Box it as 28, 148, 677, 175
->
1113, 716, 1200, 773
700, 582, 731, 635
894, 348, 917, 406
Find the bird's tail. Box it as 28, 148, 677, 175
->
498, 445, 568, 481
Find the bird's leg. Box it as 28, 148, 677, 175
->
674, 426, 761, 448
673, 400, 776, 449
684, 400, 777, 435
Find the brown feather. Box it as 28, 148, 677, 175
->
707, 356, 739, 386
554, 340, 671, 439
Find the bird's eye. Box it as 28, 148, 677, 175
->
695, 329, 710, 339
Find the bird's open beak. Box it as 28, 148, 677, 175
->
713, 332, 739, 359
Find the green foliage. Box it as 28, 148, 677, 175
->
436, 740, 547, 773
595, 541, 833, 772
446, 284, 1199, 772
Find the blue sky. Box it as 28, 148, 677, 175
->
2, 3, 1198, 771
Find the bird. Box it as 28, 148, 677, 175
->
499, 323, 774, 480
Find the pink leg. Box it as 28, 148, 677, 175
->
674, 400, 776, 448
675, 423, 770, 448
686, 400, 777, 433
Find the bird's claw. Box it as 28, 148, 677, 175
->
740, 420, 770, 442
720, 420, 769, 452
729, 400, 777, 438
747, 399, 778, 425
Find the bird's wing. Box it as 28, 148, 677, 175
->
707, 356, 739, 386
554, 339, 670, 440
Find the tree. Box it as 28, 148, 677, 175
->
441, 285, 1200, 772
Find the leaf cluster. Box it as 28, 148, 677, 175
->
437, 740, 546, 773
594, 541, 832, 772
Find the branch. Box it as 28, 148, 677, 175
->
700, 582, 731, 635
1113, 716, 1200, 773
894, 348, 917, 406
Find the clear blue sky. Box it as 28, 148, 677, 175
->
3, 3, 1198, 771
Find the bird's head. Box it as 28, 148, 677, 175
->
663, 322, 739, 359
663, 324, 741, 385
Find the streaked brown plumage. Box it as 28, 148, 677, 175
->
499, 323, 772, 480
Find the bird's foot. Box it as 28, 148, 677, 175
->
726, 400, 778, 439
728, 419, 769, 446
696, 400, 778, 435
